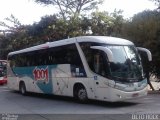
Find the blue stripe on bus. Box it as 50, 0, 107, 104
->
12, 65, 58, 94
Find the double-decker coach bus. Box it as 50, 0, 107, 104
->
7, 36, 152, 102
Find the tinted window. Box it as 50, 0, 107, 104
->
8, 44, 86, 77
80, 42, 110, 77
48, 44, 82, 66
49, 44, 86, 77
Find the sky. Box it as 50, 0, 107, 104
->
103, 0, 156, 17
0, 0, 157, 27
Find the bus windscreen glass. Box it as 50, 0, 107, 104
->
107, 45, 144, 82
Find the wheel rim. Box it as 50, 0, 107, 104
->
78, 89, 87, 100
21, 86, 25, 94
20, 84, 26, 94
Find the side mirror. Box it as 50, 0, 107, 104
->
90, 46, 114, 62
137, 47, 152, 61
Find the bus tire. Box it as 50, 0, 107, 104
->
19, 82, 27, 95
74, 85, 88, 103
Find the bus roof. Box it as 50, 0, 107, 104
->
8, 36, 134, 56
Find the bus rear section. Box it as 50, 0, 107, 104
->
7, 43, 88, 99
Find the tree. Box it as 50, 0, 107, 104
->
89, 10, 125, 36
90, 11, 113, 35
0, 14, 22, 33
110, 9, 124, 37
150, 0, 160, 9
0, 15, 25, 59
121, 10, 160, 81
33, 0, 103, 20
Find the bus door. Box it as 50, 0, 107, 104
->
90, 50, 110, 100
52, 64, 71, 96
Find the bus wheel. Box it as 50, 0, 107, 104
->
75, 86, 88, 103
19, 82, 27, 95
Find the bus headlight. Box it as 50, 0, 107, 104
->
114, 83, 135, 91
114, 84, 126, 90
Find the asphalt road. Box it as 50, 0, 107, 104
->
0, 85, 160, 120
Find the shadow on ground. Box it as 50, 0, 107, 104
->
12, 91, 139, 108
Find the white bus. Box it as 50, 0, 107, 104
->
7, 36, 152, 102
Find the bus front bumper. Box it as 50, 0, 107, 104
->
108, 86, 148, 102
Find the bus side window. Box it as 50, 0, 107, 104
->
48, 44, 86, 77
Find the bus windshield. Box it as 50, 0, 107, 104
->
107, 45, 144, 82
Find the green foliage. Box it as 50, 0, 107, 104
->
0, 14, 22, 32
0, 1, 160, 79
90, 10, 125, 36
34, 0, 104, 20
90, 11, 113, 35
0, 10, 126, 58
122, 10, 160, 78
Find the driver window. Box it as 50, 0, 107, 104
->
90, 50, 108, 77
79, 42, 110, 77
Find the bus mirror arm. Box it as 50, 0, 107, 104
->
137, 47, 152, 61
90, 46, 114, 62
